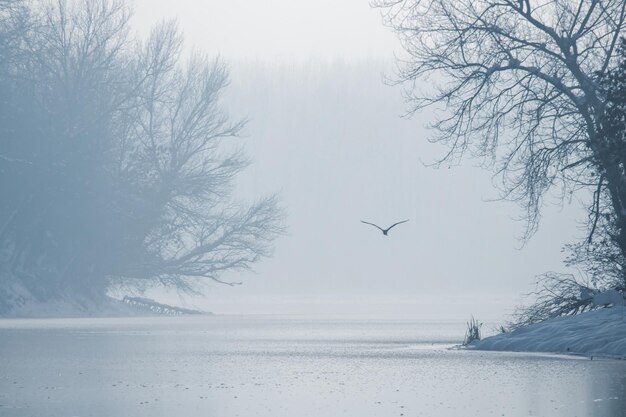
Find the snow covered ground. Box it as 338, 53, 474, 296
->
472, 306, 626, 359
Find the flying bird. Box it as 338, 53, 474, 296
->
360, 219, 409, 236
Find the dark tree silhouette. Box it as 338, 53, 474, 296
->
376, 0, 626, 287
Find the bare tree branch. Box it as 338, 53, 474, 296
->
375, 0, 626, 280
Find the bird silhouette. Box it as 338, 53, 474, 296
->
360, 219, 409, 236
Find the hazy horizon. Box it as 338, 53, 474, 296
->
123, 1, 587, 322
126, 59, 583, 321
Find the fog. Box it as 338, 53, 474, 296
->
128, 1, 584, 320
4, 2, 626, 416
131, 0, 400, 62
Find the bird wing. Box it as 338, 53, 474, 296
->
385, 219, 409, 232
360, 220, 385, 232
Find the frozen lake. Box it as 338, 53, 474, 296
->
1, 316, 625, 417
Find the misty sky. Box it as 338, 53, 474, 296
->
132, 0, 399, 62
130, 0, 583, 320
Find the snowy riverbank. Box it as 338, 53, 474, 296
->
471, 307, 626, 359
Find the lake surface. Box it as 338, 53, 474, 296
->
1, 316, 625, 417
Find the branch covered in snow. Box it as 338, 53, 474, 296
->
511, 272, 600, 328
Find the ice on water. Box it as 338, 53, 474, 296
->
1, 316, 625, 417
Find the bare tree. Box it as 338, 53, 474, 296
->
0, 0, 284, 311
0, 0, 137, 301
509, 272, 595, 328
112, 22, 285, 289
376, 0, 626, 285
0, 0, 29, 67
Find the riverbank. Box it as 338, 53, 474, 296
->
471, 307, 626, 359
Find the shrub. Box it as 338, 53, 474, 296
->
463, 316, 482, 345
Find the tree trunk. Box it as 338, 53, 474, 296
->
598, 155, 626, 286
